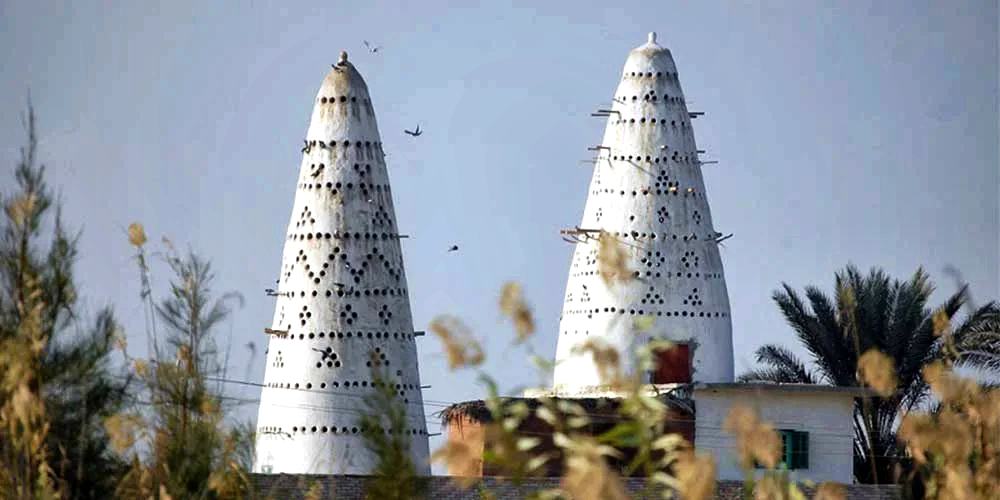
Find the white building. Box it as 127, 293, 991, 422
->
553, 32, 734, 393
693, 383, 863, 484
253, 51, 430, 475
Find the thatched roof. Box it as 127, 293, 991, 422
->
436, 395, 692, 427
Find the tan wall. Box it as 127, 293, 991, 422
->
445, 415, 485, 476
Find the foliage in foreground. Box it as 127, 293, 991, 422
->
0, 104, 128, 499
358, 359, 428, 500
108, 229, 253, 499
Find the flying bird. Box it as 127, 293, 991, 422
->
312, 347, 333, 361
447, 245, 459, 252
363, 41, 382, 53
311, 165, 324, 178
404, 125, 422, 137
301, 140, 311, 153
265, 288, 278, 296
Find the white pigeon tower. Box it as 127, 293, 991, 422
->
552, 33, 734, 394
254, 51, 430, 474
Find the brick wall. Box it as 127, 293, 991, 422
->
251, 474, 900, 499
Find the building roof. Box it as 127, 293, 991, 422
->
693, 382, 875, 396
438, 393, 693, 426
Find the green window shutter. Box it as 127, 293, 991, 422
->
791, 431, 809, 469
759, 429, 808, 469
776, 429, 792, 469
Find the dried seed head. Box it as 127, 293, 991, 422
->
723, 404, 781, 469
133, 359, 150, 378
932, 309, 951, 337
104, 413, 143, 454
857, 349, 896, 397
431, 440, 481, 487
674, 451, 716, 500
429, 315, 484, 370
6, 193, 38, 228
814, 482, 847, 500
127, 222, 147, 247
112, 327, 128, 353
499, 282, 535, 343
597, 231, 631, 288
557, 435, 628, 500
572, 339, 623, 387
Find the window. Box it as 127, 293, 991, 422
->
651, 343, 691, 383
757, 429, 809, 469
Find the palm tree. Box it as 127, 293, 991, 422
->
740, 264, 1000, 484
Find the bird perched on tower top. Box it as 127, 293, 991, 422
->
332, 51, 348, 69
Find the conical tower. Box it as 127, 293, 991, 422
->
254, 52, 430, 474
552, 33, 734, 393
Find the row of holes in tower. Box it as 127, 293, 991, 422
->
304, 140, 383, 161
591, 186, 703, 198
579, 231, 718, 242
623, 70, 680, 81
594, 206, 694, 224
609, 152, 700, 165
267, 354, 409, 379
276, 331, 418, 341
317, 95, 377, 120
260, 425, 428, 436
571, 269, 723, 280
560, 307, 728, 321
269, 348, 403, 375
287, 231, 401, 244
613, 117, 690, 130
283, 247, 402, 286
277, 287, 407, 299
318, 95, 373, 105
616, 92, 685, 105
264, 377, 418, 395
302, 163, 376, 182
565, 286, 705, 308
296, 180, 390, 200
613, 209, 701, 225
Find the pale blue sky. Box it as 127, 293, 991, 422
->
1, 0, 997, 458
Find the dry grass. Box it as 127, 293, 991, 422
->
673, 451, 717, 500
499, 282, 535, 343
598, 231, 632, 288
0, 239, 59, 498
857, 349, 897, 397
898, 363, 1000, 499
429, 315, 484, 370
814, 482, 847, 500
722, 404, 781, 470
556, 433, 629, 500
127, 222, 147, 247
571, 338, 624, 388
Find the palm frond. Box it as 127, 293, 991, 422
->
753, 345, 818, 384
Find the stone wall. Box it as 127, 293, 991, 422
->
251, 474, 900, 499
